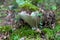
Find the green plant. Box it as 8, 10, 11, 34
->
16, 0, 39, 11
10, 26, 40, 40
54, 24, 60, 32
55, 33, 60, 40
42, 28, 54, 40
0, 26, 12, 33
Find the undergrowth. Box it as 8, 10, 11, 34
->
0, 24, 60, 40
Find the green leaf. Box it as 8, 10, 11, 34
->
54, 24, 60, 32
16, 0, 25, 6
37, 13, 42, 17
51, 5, 57, 10
16, 0, 31, 6
13, 35, 19, 40
16, 0, 39, 11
